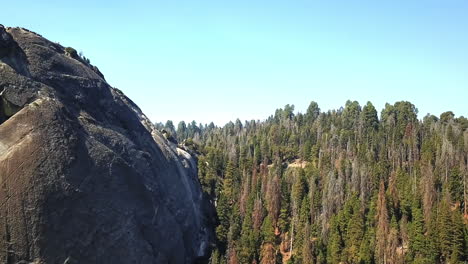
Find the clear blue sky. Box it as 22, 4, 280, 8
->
4, 0, 468, 125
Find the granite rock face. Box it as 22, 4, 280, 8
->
0, 25, 214, 264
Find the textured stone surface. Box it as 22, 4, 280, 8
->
0, 25, 214, 264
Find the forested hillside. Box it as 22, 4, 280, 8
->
157, 101, 468, 264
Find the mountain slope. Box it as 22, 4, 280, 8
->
0, 25, 214, 264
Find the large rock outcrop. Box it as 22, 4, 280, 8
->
0, 25, 214, 263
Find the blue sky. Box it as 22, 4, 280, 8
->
4, 0, 468, 125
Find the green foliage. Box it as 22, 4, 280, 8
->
408, 199, 427, 260
305, 101, 320, 123
361, 101, 379, 131
261, 214, 276, 244
345, 207, 364, 263
165, 100, 467, 263
440, 111, 455, 123
327, 216, 343, 264
278, 206, 290, 234
292, 169, 306, 210
449, 211, 465, 263
342, 100, 361, 131
437, 198, 453, 261
65, 47, 78, 57
215, 194, 230, 250
449, 168, 463, 203
239, 207, 256, 263
455, 116, 468, 130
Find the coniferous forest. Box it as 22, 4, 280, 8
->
157, 101, 468, 264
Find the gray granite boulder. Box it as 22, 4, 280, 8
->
0, 25, 214, 264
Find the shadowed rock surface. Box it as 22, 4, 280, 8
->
0, 25, 214, 264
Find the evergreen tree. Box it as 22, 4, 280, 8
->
180, 100, 468, 263
449, 210, 465, 263
327, 216, 343, 264
408, 199, 427, 261
345, 206, 364, 263
361, 101, 379, 132
438, 197, 453, 262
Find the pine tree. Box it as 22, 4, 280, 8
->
239, 208, 255, 263
223, 161, 238, 203
345, 209, 364, 263
409, 199, 426, 261
361, 101, 379, 132
261, 215, 275, 244
359, 233, 374, 264
216, 194, 230, 251
449, 168, 464, 204
210, 249, 221, 264
437, 197, 453, 262
327, 216, 343, 264
301, 223, 314, 264
294, 196, 311, 263
449, 211, 465, 263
